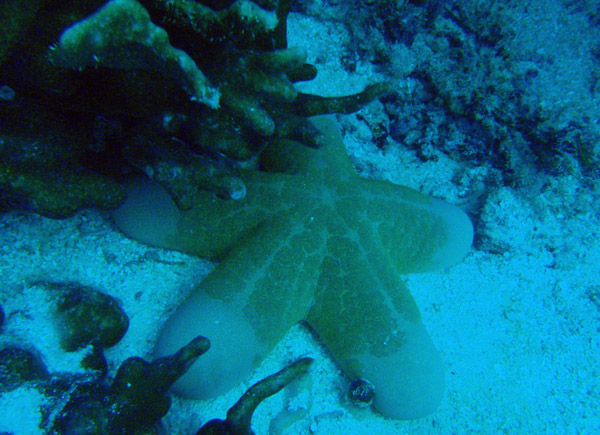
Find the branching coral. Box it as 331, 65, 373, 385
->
0, 0, 390, 217
49, 0, 220, 107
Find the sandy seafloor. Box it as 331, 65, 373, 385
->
1, 5, 600, 435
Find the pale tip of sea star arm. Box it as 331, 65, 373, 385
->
422, 197, 474, 271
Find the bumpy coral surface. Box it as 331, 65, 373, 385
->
0, 0, 389, 217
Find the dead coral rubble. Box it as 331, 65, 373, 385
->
1, 304, 312, 434
50, 335, 211, 434
0, 0, 389, 217
197, 357, 314, 435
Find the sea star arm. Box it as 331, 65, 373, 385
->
153, 210, 324, 399
306, 225, 445, 420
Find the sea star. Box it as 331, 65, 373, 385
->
112, 116, 473, 419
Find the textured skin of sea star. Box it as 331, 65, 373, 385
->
113, 115, 473, 419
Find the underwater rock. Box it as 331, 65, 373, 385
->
348, 378, 375, 409
0, 347, 50, 393
39, 281, 129, 352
